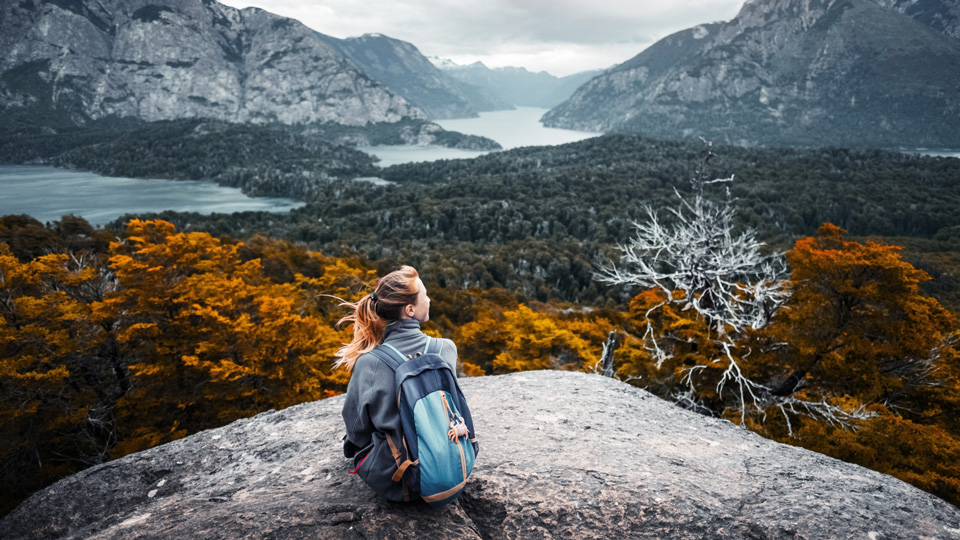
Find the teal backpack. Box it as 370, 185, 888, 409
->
368, 337, 479, 507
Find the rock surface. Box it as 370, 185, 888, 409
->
542, 0, 960, 149
3, 370, 960, 539
0, 0, 422, 126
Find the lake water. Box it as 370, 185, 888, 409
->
922, 150, 960, 159
361, 107, 601, 167
0, 166, 304, 226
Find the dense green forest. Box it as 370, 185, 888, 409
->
117, 135, 960, 310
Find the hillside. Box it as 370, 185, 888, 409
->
0, 0, 421, 127
3, 371, 958, 539
318, 33, 510, 119
542, 0, 960, 149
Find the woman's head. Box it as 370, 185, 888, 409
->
334, 265, 430, 370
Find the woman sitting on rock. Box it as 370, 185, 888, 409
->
336, 265, 471, 504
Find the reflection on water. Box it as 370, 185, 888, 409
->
0, 165, 304, 226
361, 107, 600, 167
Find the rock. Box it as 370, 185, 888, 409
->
2, 371, 959, 539
542, 0, 960, 149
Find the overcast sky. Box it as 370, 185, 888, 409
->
217, 0, 746, 77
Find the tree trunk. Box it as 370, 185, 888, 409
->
601, 330, 619, 378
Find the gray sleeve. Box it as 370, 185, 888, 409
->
341, 353, 395, 458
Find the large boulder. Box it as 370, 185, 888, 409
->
2, 370, 959, 539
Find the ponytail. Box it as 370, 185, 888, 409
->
335, 265, 420, 370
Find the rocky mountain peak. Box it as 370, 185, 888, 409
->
543, 0, 960, 149
0, 0, 424, 126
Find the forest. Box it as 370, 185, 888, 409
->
1, 211, 958, 516
120, 134, 960, 311
0, 117, 496, 200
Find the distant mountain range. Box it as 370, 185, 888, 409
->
316, 33, 510, 119
543, 0, 960, 149
435, 60, 604, 109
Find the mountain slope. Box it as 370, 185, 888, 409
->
542, 0, 960, 149
317, 33, 509, 119
0, 0, 423, 127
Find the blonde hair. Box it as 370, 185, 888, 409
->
335, 265, 420, 370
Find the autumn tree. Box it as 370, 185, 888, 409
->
1, 218, 373, 514
0, 242, 120, 515
106, 219, 365, 455
749, 224, 960, 505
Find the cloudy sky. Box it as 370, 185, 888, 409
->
218, 0, 746, 77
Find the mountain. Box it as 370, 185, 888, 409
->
3, 371, 959, 539
317, 33, 510, 119
542, 0, 960, 149
871, 0, 960, 39
0, 0, 423, 127
439, 61, 604, 108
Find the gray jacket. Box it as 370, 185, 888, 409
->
341, 318, 457, 501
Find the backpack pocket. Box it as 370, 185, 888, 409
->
353, 432, 406, 502
413, 390, 477, 506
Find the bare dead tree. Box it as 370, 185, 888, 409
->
595, 139, 874, 430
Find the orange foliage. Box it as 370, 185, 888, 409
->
0, 220, 372, 514
751, 224, 960, 506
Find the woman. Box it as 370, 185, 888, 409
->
337, 265, 458, 502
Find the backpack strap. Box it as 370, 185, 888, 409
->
369, 345, 405, 371
424, 337, 443, 355
371, 338, 444, 372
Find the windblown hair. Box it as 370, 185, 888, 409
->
335, 265, 421, 371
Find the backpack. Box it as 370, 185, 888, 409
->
368, 337, 479, 507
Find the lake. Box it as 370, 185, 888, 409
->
0, 108, 594, 225
4, 107, 951, 227
361, 107, 601, 167
0, 166, 304, 226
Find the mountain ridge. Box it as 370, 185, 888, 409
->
437, 60, 604, 109
542, 0, 960, 149
316, 33, 510, 119
0, 0, 423, 127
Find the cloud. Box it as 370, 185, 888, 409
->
218, 0, 745, 76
